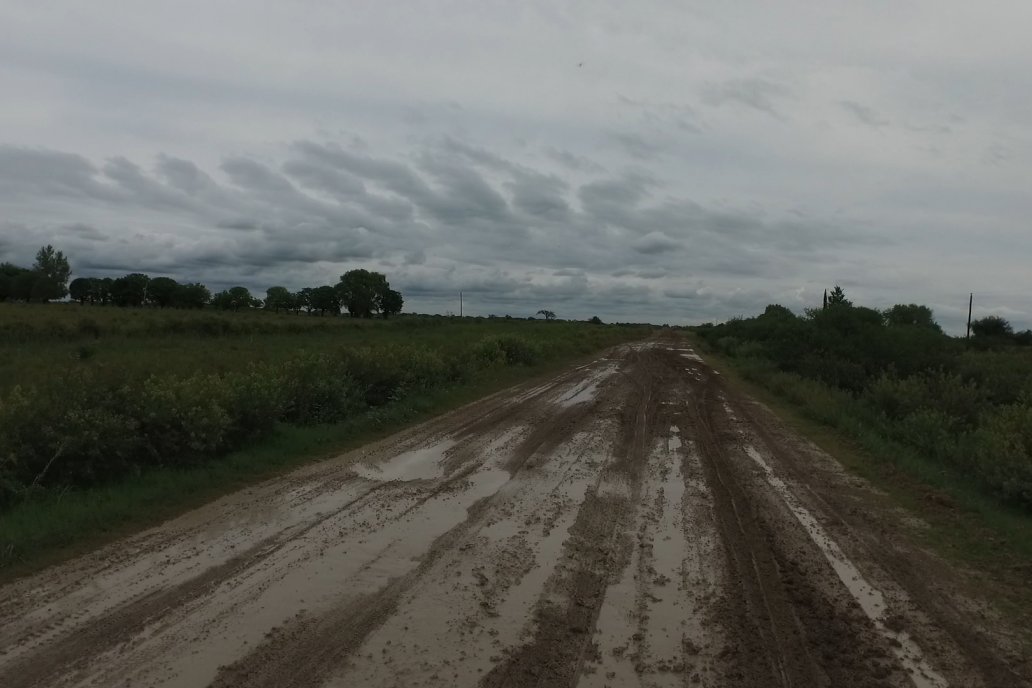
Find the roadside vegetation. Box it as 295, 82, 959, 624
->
693, 289, 1032, 516
0, 301, 648, 574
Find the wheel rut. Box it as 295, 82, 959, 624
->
1, 337, 1027, 687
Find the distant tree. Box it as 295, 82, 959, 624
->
1014, 329, 1032, 346
336, 269, 389, 318
30, 275, 64, 302
970, 315, 1013, 338
93, 277, 114, 305
174, 282, 210, 309
380, 289, 403, 318
296, 287, 315, 314
227, 286, 256, 310
588, 315, 603, 324
826, 285, 851, 307
536, 309, 556, 320
265, 286, 293, 312
884, 304, 942, 332
309, 285, 341, 316
0, 263, 29, 301
11, 271, 37, 301
32, 245, 71, 300
147, 277, 180, 308
69, 277, 93, 304
761, 304, 795, 319
110, 273, 150, 307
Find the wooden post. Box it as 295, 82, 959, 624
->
966, 293, 973, 340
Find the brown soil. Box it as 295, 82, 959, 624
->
0, 335, 1027, 687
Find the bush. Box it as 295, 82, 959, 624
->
0, 317, 650, 508
973, 402, 1032, 505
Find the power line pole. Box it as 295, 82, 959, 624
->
459, 291, 463, 318
966, 292, 973, 340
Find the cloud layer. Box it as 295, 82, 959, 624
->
2, 1, 1031, 330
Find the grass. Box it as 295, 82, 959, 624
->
695, 340, 1032, 628
0, 309, 649, 581
0, 304, 616, 389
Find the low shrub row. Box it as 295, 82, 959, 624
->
695, 301, 1032, 510
0, 328, 639, 508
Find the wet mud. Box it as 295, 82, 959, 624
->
0, 336, 1027, 687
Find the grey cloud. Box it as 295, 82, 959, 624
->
156, 155, 219, 196
221, 157, 297, 196
62, 222, 107, 241
700, 77, 792, 117
0, 146, 119, 202
840, 100, 890, 128
544, 147, 605, 173
608, 131, 666, 160
632, 231, 680, 254
215, 219, 260, 231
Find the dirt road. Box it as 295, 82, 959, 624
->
1, 337, 1028, 687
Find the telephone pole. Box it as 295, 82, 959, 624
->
966, 292, 973, 340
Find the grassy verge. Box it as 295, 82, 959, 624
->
694, 341, 1032, 624
0, 345, 629, 582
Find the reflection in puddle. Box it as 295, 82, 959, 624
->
352, 440, 457, 481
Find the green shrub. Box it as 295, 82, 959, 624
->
136, 375, 232, 464
974, 402, 1032, 505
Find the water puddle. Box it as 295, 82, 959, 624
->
352, 439, 457, 481
743, 446, 948, 688
668, 425, 683, 451
556, 363, 619, 408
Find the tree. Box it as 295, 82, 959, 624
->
30, 275, 64, 302
173, 282, 210, 309
884, 304, 942, 332
0, 263, 30, 301
309, 285, 341, 316
265, 286, 293, 312
69, 277, 93, 304
380, 289, 403, 318
336, 269, 389, 318
32, 245, 71, 300
93, 277, 114, 305
217, 286, 256, 310
761, 304, 795, 319
110, 273, 150, 307
296, 288, 314, 314
537, 309, 556, 320
11, 271, 37, 301
971, 315, 1013, 338
827, 285, 851, 307
147, 277, 180, 308
588, 316, 603, 324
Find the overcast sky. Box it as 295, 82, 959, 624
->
2, 1, 1030, 330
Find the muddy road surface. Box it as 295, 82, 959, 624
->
1, 337, 1028, 687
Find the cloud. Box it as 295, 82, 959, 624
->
544, 147, 605, 174
62, 223, 107, 241
839, 100, 890, 128
2, 2, 1031, 330
700, 77, 792, 118
632, 231, 680, 254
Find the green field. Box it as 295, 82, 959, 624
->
0, 304, 650, 573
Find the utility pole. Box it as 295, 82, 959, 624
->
459, 291, 463, 318
966, 292, 973, 340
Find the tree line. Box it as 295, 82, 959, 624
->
0, 246, 405, 318
694, 286, 1032, 508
